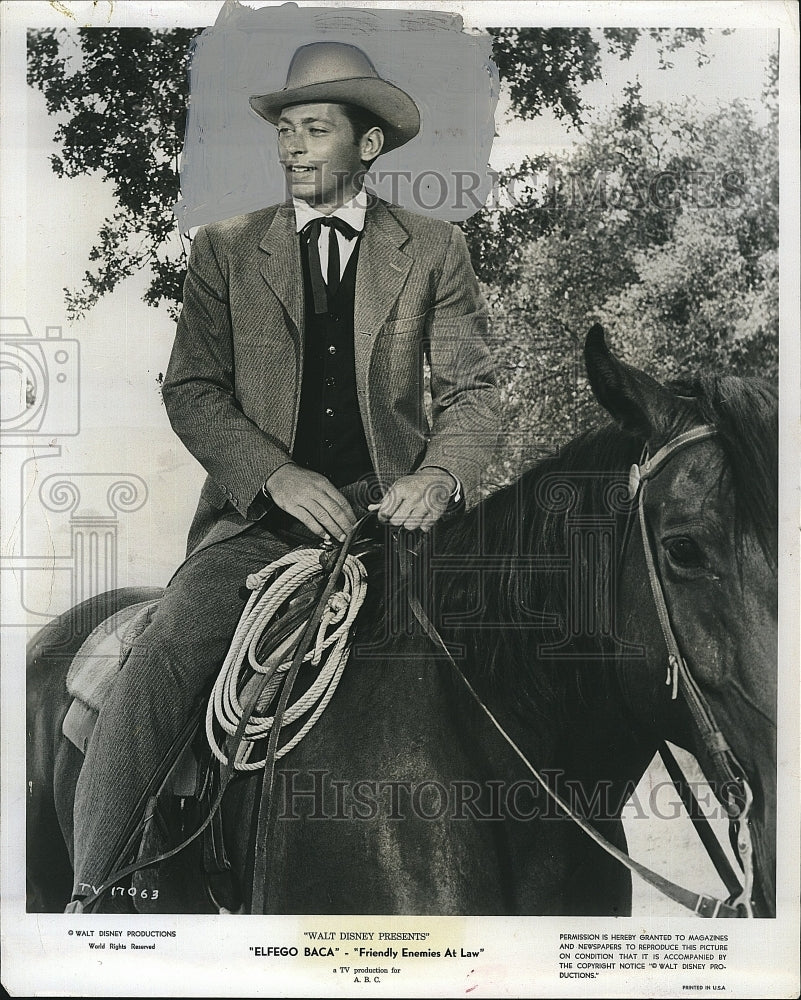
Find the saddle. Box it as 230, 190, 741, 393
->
64, 600, 198, 798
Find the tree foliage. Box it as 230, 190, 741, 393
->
489, 27, 717, 125
473, 83, 778, 483
27, 26, 717, 321
27, 27, 199, 319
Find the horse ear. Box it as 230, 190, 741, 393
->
584, 325, 678, 440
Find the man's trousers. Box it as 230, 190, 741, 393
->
70, 517, 312, 898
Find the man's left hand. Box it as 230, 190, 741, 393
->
369, 467, 456, 532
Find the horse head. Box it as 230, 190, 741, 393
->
585, 324, 778, 917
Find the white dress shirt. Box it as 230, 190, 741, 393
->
293, 189, 367, 283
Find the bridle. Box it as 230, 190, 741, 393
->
626, 424, 757, 916
402, 422, 761, 918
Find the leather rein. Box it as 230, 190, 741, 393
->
80, 426, 758, 918
401, 423, 757, 918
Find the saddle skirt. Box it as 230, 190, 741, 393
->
63, 599, 199, 797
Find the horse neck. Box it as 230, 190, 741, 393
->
429, 430, 659, 787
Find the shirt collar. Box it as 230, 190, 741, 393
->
293, 188, 368, 235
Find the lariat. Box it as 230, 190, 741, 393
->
206, 547, 368, 769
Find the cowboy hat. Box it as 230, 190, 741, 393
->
250, 42, 420, 153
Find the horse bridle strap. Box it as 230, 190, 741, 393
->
658, 742, 744, 901
397, 538, 743, 919
631, 426, 720, 703
632, 424, 756, 915
401, 421, 758, 919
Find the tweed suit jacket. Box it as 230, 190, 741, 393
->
162, 197, 500, 556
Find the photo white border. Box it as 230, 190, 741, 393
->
1, 2, 798, 997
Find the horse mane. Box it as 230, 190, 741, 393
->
431, 424, 641, 722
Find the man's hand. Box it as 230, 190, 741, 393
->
264, 463, 356, 541
369, 467, 456, 533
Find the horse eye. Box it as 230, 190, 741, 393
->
664, 536, 705, 569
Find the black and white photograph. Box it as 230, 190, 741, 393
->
1, 1, 798, 996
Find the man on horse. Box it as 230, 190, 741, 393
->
68, 40, 500, 909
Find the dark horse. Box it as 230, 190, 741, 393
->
27, 329, 777, 916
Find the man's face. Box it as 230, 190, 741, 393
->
277, 103, 372, 211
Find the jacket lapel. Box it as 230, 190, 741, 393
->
258, 203, 304, 336
354, 200, 412, 377
257, 198, 412, 391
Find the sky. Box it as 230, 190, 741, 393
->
490, 26, 776, 167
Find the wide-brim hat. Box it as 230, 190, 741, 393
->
250, 42, 420, 154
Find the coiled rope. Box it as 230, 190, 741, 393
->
206, 548, 368, 770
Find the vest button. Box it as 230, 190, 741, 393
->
325, 408, 334, 417
324, 439, 333, 448
325, 377, 336, 387
328, 345, 337, 355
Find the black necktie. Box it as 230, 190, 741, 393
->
301, 216, 360, 314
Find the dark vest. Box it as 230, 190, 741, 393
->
292, 237, 374, 488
